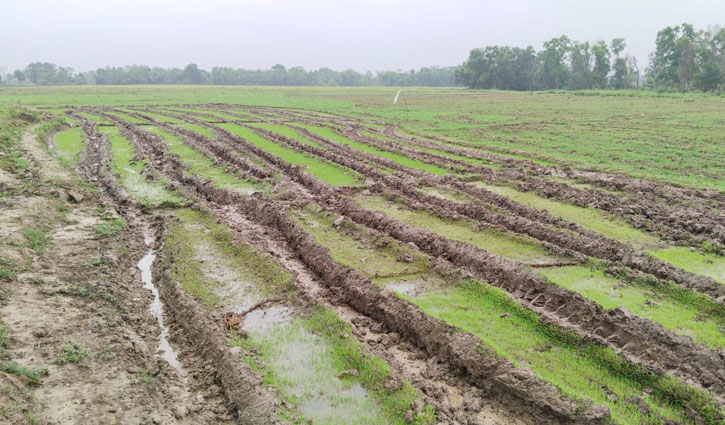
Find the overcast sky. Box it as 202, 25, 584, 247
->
1, 0, 723, 73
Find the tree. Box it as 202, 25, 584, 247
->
610, 38, 629, 89
569, 41, 592, 89
538, 35, 571, 89
182, 63, 204, 85
14, 70, 26, 83
591, 41, 610, 88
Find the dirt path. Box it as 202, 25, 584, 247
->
0, 128, 234, 424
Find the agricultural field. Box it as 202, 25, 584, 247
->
0, 86, 724, 425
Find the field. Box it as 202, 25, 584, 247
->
0, 86, 723, 425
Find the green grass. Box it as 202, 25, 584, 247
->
55, 342, 89, 367
0, 258, 16, 282
648, 247, 725, 285
541, 263, 725, 348
52, 126, 84, 168
165, 208, 293, 305
292, 200, 720, 424
218, 123, 363, 187
93, 218, 124, 239
360, 130, 497, 168
475, 182, 663, 249
413, 280, 716, 425
146, 125, 263, 194
292, 205, 431, 278
179, 123, 217, 139
357, 193, 563, 264
98, 125, 183, 207
299, 124, 452, 177
23, 228, 50, 254
0, 108, 40, 173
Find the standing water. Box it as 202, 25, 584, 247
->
138, 233, 183, 371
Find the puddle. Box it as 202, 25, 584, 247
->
299, 382, 369, 418
138, 234, 183, 372
387, 281, 419, 297
241, 305, 292, 332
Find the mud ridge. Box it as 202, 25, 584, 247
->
104, 108, 725, 402
151, 220, 279, 424
114, 113, 611, 424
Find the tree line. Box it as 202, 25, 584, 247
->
1, 63, 456, 87
456, 24, 724, 92
2, 23, 722, 92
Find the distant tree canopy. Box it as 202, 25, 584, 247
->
2, 62, 457, 87
456, 24, 724, 92
4, 23, 722, 92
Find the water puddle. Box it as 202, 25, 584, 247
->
387, 281, 419, 297
138, 233, 183, 372
299, 382, 369, 418
241, 305, 292, 332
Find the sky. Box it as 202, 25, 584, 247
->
1, 0, 723, 73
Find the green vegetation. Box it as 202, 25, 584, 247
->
179, 123, 217, 139
297, 199, 720, 425
292, 205, 431, 279
475, 183, 663, 249
23, 228, 50, 254
360, 130, 496, 168
0, 108, 40, 173
541, 263, 725, 348
414, 281, 718, 425
649, 247, 725, 284
55, 342, 89, 367
98, 124, 183, 207
165, 208, 293, 305
218, 123, 363, 187
357, 193, 563, 264
52, 126, 84, 167
0, 258, 16, 282
146, 125, 263, 194
299, 124, 452, 177
93, 218, 125, 239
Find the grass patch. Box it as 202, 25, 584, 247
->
0, 107, 39, 173
218, 123, 363, 187
649, 247, 725, 284
166, 208, 293, 305
52, 126, 84, 168
541, 263, 725, 348
146, 125, 262, 194
179, 123, 217, 139
55, 342, 89, 367
357, 193, 562, 264
23, 228, 50, 254
0, 363, 44, 383
94, 218, 124, 239
475, 182, 663, 249
0, 258, 16, 282
414, 280, 719, 425
60, 283, 116, 303
292, 204, 430, 278
99, 124, 183, 207
299, 124, 452, 177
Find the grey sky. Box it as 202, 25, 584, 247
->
1, 0, 723, 73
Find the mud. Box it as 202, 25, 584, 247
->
67, 106, 725, 422
105, 113, 611, 424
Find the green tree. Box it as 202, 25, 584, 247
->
537, 35, 571, 89
182, 63, 204, 85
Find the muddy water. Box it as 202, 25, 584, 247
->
138, 234, 182, 371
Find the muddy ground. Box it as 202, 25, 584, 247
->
1, 104, 723, 425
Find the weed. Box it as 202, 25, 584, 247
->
93, 218, 124, 239
23, 228, 50, 254
60, 284, 116, 303
0, 363, 44, 383
56, 342, 89, 367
